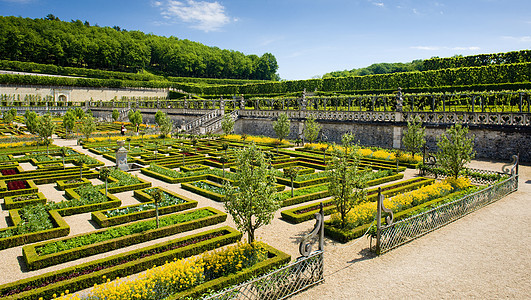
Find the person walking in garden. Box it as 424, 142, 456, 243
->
121, 124, 125, 136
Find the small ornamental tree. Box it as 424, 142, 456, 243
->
159, 115, 173, 143
150, 188, 163, 228
2, 109, 15, 125
128, 110, 143, 134
222, 143, 280, 243
221, 142, 229, 156
36, 114, 55, 154
221, 113, 235, 136
76, 155, 90, 179
327, 133, 369, 229
303, 114, 321, 144
63, 109, 76, 138
112, 109, 119, 122
99, 167, 111, 196
272, 113, 290, 142
24, 110, 38, 134
154, 110, 165, 127
402, 116, 426, 159
284, 167, 300, 197
60, 146, 68, 170
436, 124, 476, 179
74, 107, 85, 120
80, 115, 96, 141
219, 156, 229, 179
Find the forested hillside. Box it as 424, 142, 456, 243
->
0, 15, 278, 80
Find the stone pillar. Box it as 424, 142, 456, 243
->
116, 140, 128, 171
393, 112, 403, 149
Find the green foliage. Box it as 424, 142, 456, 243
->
112, 109, 119, 121
323, 59, 425, 78
222, 143, 280, 243
402, 116, 426, 158
24, 110, 38, 134
2, 108, 15, 125
154, 110, 165, 127
74, 107, 85, 119
221, 113, 235, 135
0, 204, 54, 239
436, 124, 476, 179
128, 110, 143, 131
36, 114, 55, 152
423, 50, 531, 70
159, 113, 173, 138
327, 133, 369, 229
62, 108, 76, 135
303, 114, 321, 143
272, 113, 290, 142
80, 115, 96, 140
0, 16, 278, 80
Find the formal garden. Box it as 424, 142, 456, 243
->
0, 105, 520, 300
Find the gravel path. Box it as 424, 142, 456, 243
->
0, 137, 529, 299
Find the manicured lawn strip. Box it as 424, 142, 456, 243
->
23, 207, 227, 270
0, 227, 241, 300
3, 192, 47, 210
167, 243, 291, 300
91, 187, 198, 227
324, 189, 474, 243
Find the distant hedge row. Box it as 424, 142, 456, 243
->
423, 50, 531, 71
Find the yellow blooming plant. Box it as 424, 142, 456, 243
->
86, 134, 159, 143
305, 142, 422, 164
57, 242, 269, 300
331, 177, 472, 229
224, 134, 290, 146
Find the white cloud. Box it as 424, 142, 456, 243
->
411, 46, 440, 51
154, 0, 232, 32
452, 46, 480, 51
369, 1, 385, 8
502, 35, 531, 43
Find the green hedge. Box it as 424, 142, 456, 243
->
56, 178, 92, 191
0, 226, 242, 300
58, 190, 122, 217
280, 173, 407, 223
167, 243, 291, 300
23, 207, 227, 270
3, 192, 47, 210
0, 210, 69, 250
0, 180, 38, 198
92, 188, 198, 227
181, 180, 226, 202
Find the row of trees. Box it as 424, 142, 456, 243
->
0, 16, 279, 80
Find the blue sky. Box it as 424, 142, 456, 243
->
1, 0, 531, 80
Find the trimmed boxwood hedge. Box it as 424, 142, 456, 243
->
167, 242, 291, 300
92, 187, 198, 227
58, 189, 122, 217
23, 207, 227, 270
0, 210, 69, 250
56, 178, 92, 191
3, 192, 47, 210
0, 226, 242, 300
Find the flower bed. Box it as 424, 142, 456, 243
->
3, 192, 47, 210
23, 207, 227, 270
0, 179, 38, 198
0, 227, 241, 300
180, 163, 210, 172
91, 187, 198, 227
0, 168, 18, 176
7, 180, 28, 190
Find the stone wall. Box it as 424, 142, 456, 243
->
235, 117, 530, 162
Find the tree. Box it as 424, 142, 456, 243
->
154, 110, 165, 127
99, 167, 110, 196
2, 109, 15, 125
284, 167, 299, 198
436, 124, 476, 179
24, 110, 38, 134
76, 155, 90, 179
402, 116, 426, 158
272, 113, 290, 142
128, 110, 142, 134
327, 133, 369, 229
222, 143, 280, 243
303, 114, 321, 144
221, 113, 235, 136
36, 114, 55, 154
80, 115, 96, 141
159, 115, 173, 143
112, 109, 119, 122
219, 156, 229, 179
74, 107, 85, 119
150, 188, 163, 228
60, 146, 68, 170
62, 109, 76, 138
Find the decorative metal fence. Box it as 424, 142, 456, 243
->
204, 250, 324, 300
377, 174, 518, 254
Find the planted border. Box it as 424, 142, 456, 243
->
23, 207, 227, 270
0, 227, 242, 300
3, 192, 47, 210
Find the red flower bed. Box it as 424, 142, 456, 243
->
1, 169, 18, 176
208, 158, 220, 163
7, 180, 28, 191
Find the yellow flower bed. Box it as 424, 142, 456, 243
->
0, 141, 37, 149
87, 135, 159, 143
58, 242, 268, 300
304, 143, 422, 163
331, 177, 472, 228
224, 134, 290, 145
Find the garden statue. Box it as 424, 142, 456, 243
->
396, 87, 404, 112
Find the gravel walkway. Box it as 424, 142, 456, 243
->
0, 137, 529, 299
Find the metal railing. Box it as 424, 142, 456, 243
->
204, 250, 324, 300
377, 174, 518, 254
